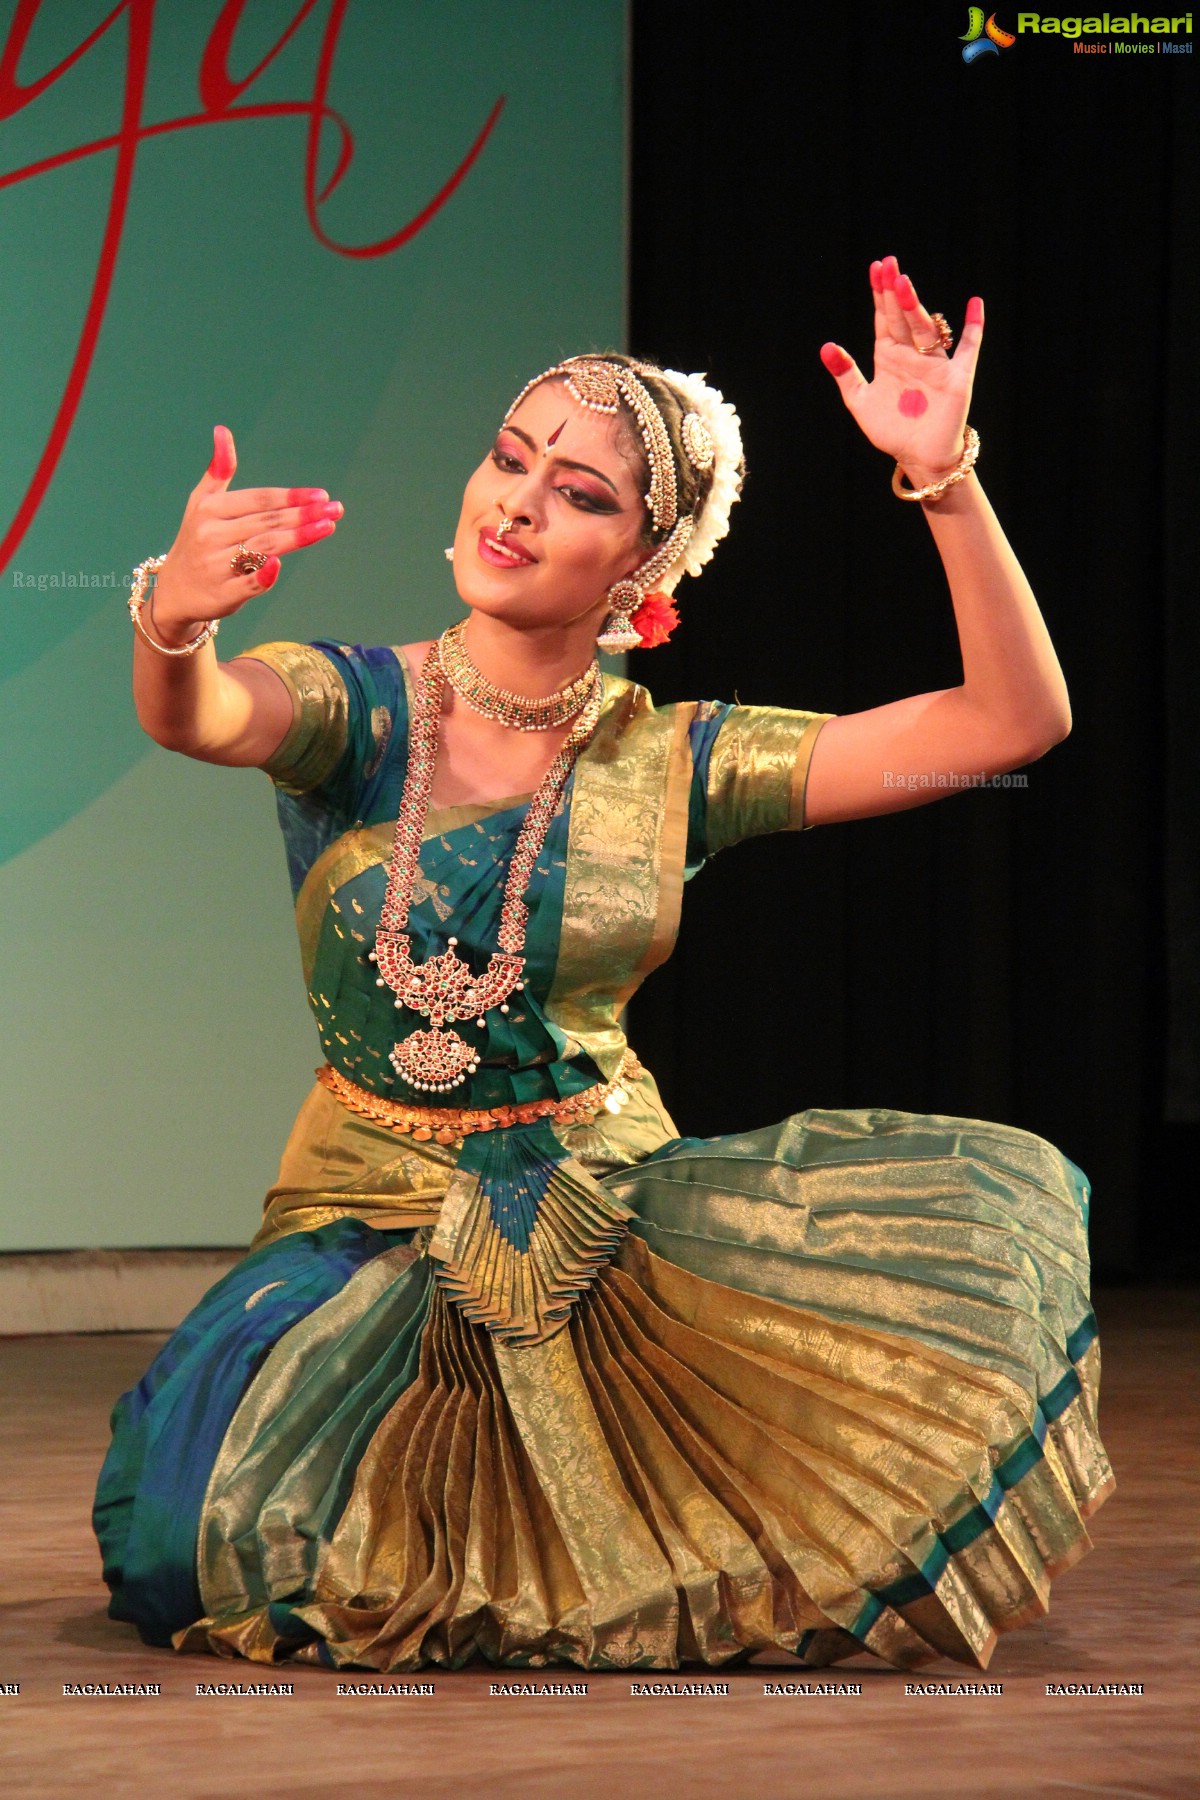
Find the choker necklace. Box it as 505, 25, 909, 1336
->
369, 636, 604, 1092
440, 619, 598, 731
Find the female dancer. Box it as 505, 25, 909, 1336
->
96, 257, 1112, 1673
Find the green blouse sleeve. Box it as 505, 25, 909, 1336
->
234, 636, 403, 808
702, 704, 835, 856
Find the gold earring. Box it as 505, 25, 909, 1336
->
596, 578, 643, 652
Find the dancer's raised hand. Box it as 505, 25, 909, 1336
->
152, 425, 343, 639
819, 256, 983, 485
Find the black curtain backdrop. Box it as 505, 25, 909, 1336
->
627, 4, 1197, 1281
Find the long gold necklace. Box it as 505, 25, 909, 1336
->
440, 618, 598, 731
369, 633, 603, 1092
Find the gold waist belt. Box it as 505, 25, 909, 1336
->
316, 1051, 643, 1146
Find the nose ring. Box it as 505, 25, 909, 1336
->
496, 513, 515, 539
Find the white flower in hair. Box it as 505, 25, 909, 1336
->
656, 368, 745, 596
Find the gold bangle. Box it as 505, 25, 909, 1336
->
892, 425, 980, 503
127, 555, 219, 656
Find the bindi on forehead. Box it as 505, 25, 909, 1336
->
546, 419, 567, 447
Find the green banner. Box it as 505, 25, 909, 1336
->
0, 0, 626, 1248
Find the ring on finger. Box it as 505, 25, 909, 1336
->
917, 312, 954, 356
230, 542, 268, 575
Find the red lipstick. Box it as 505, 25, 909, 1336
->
477, 529, 536, 568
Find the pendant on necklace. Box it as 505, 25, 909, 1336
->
371, 928, 525, 1093
390, 1027, 479, 1091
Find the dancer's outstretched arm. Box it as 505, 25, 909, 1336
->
804, 255, 1070, 827
131, 425, 343, 765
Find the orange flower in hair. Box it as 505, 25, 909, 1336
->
630, 591, 679, 648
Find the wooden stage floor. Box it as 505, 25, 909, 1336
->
0, 1287, 1195, 1800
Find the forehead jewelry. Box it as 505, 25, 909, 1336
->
505, 357, 680, 535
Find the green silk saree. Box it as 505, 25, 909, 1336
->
93, 640, 1112, 1674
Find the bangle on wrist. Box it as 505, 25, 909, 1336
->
892, 426, 980, 503
127, 555, 219, 657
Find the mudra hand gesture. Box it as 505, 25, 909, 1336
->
819, 254, 983, 489
150, 425, 343, 644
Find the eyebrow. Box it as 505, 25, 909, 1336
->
502, 424, 621, 497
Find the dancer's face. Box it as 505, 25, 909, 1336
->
450, 379, 650, 633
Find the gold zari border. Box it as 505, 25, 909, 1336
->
546, 677, 695, 1078
236, 641, 350, 795
789, 713, 835, 831
706, 705, 835, 852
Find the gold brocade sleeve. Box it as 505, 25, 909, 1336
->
234, 640, 350, 795
705, 706, 835, 853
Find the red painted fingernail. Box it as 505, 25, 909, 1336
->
323, 501, 344, 519
881, 260, 896, 290
820, 342, 852, 376
896, 275, 918, 310
208, 425, 234, 480
288, 487, 329, 504
869, 261, 884, 292
257, 556, 280, 590
966, 296, 984, 325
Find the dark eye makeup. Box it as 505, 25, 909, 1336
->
489, 442, 619, 514
560, 484, 617, 513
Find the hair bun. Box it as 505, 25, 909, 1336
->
655, 369, 745, 596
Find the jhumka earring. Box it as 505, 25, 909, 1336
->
596, 579, 644, 652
